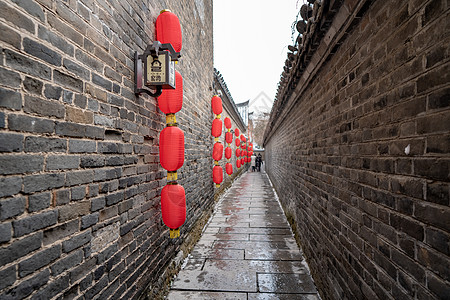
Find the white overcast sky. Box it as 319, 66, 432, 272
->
213, 0, 305, 113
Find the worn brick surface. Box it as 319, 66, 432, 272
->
0, 0, 214, 299
264, 1, 450, 299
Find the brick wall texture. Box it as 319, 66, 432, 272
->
0, 0, 214, 299
264, 0, 449, 299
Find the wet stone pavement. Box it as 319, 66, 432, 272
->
167, 169, 320, 300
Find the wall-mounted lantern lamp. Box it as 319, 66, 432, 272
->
134, 41, 180, 97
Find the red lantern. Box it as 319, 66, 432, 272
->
236, 148, 241, 157
225, 147, 231, 159
224, 117, 231, 129
213, 165, 223, 186
159, 127, 184, 171
225, 132, 233, 144
211, 95, 223, 115
240, 158, 244, 165
213, 142, 223, 161
156, 10, 182, 52
158, 71, 183, 115
161, 184, 186, 237
212, 118, 222, 138
235, 128, 240, 137
226, 163, 233, 175
235, 138, 240, 147
240, 134, 246, 142
236, 159, 241, 168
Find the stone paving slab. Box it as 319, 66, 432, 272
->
258, 273, 317, 293
167, 171, 320, 299
168, 291, 247, 299
248, 293, 321, 300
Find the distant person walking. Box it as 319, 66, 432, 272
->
251, 155, 256, 172
256, 153, 263, 172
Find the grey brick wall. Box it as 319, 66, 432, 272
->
0, 0, 214, 299
264, 0, 449, 299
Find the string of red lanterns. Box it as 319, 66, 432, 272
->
224, 117, 233, 176
156, 9, 186, 239
211, 95, 223, 187
234, 128, 240, 169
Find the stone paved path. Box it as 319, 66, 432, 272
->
167, 169, 320, 300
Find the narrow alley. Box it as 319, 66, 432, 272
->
167, 169, 319, 299
0, 0, 448, 299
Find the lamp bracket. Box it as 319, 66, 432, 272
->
134, 51, 163, 97
134, 41, 180, 97
142, 41, 181, 61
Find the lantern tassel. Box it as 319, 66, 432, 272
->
166, 114, 177, 126
167, 171, 178, 181
170, 228, 180, 238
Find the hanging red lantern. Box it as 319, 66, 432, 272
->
241, 158, 244, 165
156, 10, 182, 52
225, 147, 232, 159
213, 142, 223, 161
236, 159, 241, 168
158, 71, 183, 116
236, 148, 241, 157
224, 117, 231, 129
159, 126, 184, 171
211, 95, 223, 115
225, 132, 233, 144
211, 118, 222, 138
235, 128, 240, 137
240, 134, 246, 142
213, 165, 223, 187
226, 163, 233, 175
161, 184, 186, 238
235, 138, 240, 147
